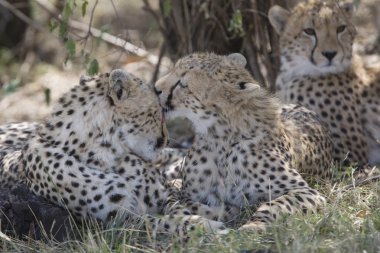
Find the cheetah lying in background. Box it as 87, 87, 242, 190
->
269, 0, 380, 166
0, 69, 224, 235
155, 52, 333, 230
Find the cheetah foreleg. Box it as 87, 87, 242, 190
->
239, 187, 326, 231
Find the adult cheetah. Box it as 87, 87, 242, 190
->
154, 52, 332, 230
269, 0, 380, 166
0, 69, 223, 234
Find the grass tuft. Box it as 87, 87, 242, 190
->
1, 169, 380, 252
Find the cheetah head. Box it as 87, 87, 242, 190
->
108, 69, 167, 161
154, 53, 277, 135
269, 0, 356, 77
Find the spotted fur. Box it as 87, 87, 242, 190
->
154, 52, 332, 230
269, 0, 380, 165
0, 69, 225, 235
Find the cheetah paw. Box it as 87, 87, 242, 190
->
238, 221, 267, 232
188, 216, 230, 234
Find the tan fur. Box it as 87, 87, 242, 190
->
0, 69, 225, 235
270, 0, 380, 165
269, 0, 356, 80
155, 52, 333, 230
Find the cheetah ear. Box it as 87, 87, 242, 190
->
108, 69, 130, 103
268, 5, 290, 34
227, 53, 247, 67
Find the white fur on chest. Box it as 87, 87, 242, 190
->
278, 55, 348, 85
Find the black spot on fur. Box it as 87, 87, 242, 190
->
110, 194, 124, 203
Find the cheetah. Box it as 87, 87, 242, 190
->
0, 69, 224, 234
360, 64, 380, 166
268, 0, 380, 166
154, 52, 332, 230
0, 122, 40, 186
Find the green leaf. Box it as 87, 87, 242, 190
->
3, 79, 21, 95
82, 0, 88, 17
48, 20, 58, 32
163, 0, 172, 17
63, 2, 73, 21
87, 59, 99, 75
59, 21, 68, 38
65, 39, 76, 57
59, 1, 75, 38
228, 10, 245, 38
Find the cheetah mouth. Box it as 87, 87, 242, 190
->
323, 62, 334, 67
163, 104, 173, 113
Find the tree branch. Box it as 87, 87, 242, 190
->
34, 0, 170, 66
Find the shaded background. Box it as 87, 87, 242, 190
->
0, 0, 379, 125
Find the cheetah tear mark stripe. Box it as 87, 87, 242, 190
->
310, 18, 318, 65
165, 80, 181, 111
336, 32, 346, 65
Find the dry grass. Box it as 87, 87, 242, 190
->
1, 170, 379, 253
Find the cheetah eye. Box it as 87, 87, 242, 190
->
337, 25, 346, 33
238, 82, 247, 90
174, 79, 187, 89
303, 28, 316, 36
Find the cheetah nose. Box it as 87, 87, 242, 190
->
154, 87, 162, 96
322, 51, 337, 61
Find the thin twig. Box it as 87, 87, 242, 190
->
110, 0, 123, 28
68, 20, 161, 65
109, 0, 130, 68
34, 0, 170, 66
151, 45, 166, 84
142, 0, 167, 45
81, 0, 99, 55
82, 0, 99, 46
